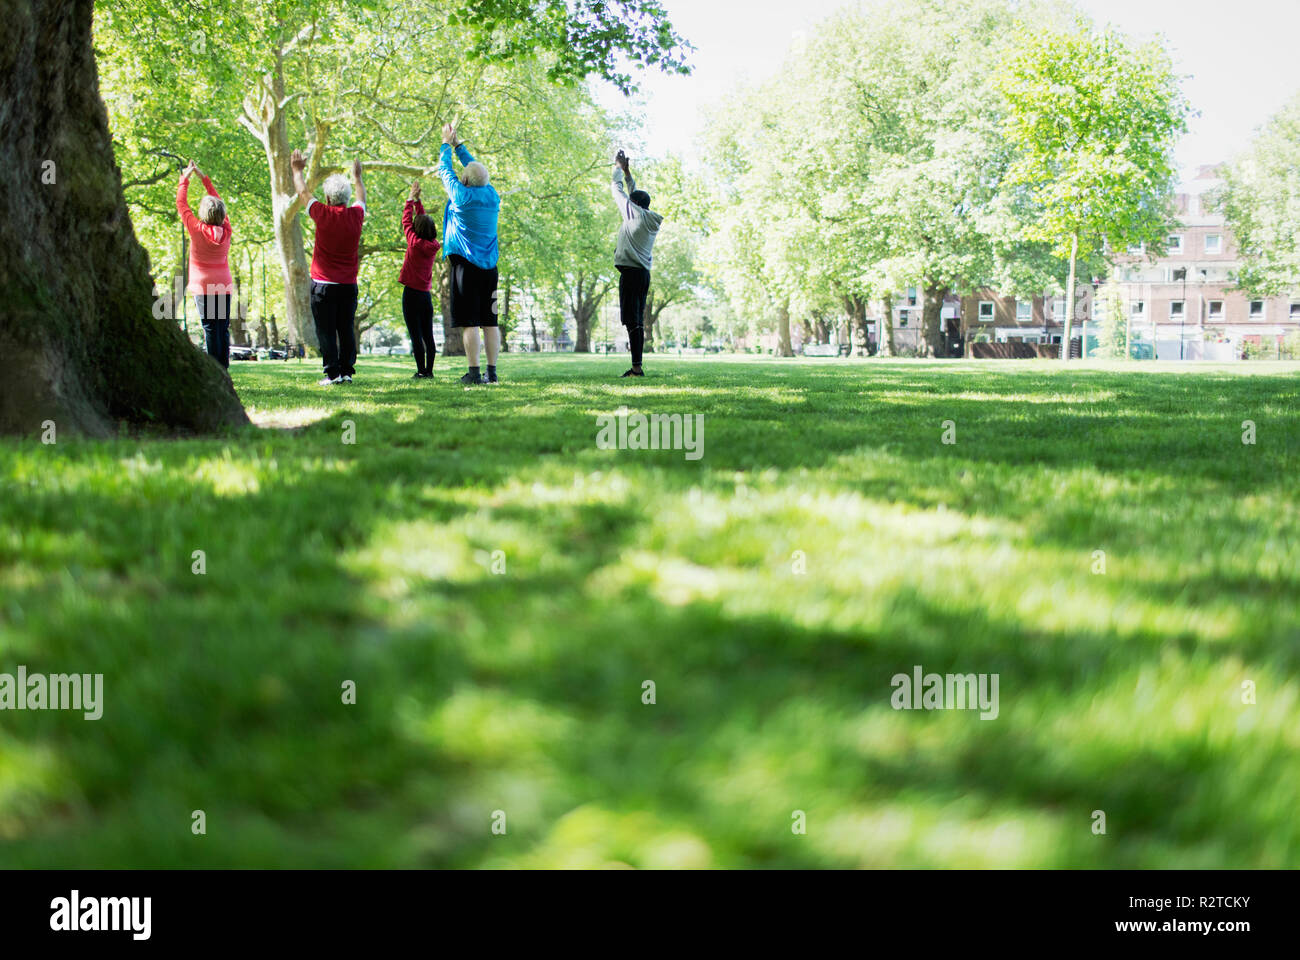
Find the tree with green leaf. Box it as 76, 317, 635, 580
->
4, 0, 691, 435
995, 17, 1189, 359
1213, 91, 1300, 296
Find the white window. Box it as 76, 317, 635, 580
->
1205, 234, 1223, 254
906, 287, 918, 306
1016, 301, 1032, 321
1168, 234, 1184, 254
1208, 300, 1224, 319
1126, 242, 1146, 255
1170, 301, 1185, 319
898, 310, 910, 327
978, 301, 994, 321
1249, 300, 1265, 319
1053, 297, 1067, 318
1291, 302, 1300, 319
1131, 300, 1146, 317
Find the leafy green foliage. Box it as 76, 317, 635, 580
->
995, 17, 1189, 262
450, 0, 691, 94
1213, 92, 1300, 295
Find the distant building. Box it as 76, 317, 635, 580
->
883, 165, 1299, 358
1103, 165, 1299, 359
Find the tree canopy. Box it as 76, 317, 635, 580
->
1214, 92, 1300, 296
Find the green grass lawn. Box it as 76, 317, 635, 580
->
1, 354, 1298, 868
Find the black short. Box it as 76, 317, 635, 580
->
448, 254, 499, 328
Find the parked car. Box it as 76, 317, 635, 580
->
230, 345, 257, 362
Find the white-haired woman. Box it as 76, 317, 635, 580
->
177, 160, 234, 368
290, 149, 366, 386
438, 124, 501, 385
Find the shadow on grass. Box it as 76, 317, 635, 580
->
1, 356, 1297, 867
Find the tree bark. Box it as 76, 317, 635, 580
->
844, 295, 870, 357
569, 272, 608, 354
873, 295, 896, 358
1063, 232, 1079, 361
645, 289, 668, 353
499, 278, 512, 351
438, 264, 464, 356
776, 301, 794, 357
920, 284, 947, 358
230, 252, 248, 347
239, 53, 317, 350
0, 0, 246, 436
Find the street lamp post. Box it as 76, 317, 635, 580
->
1174, 267, 1188, 360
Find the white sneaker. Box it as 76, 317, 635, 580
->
318, 376, 341, 386
341, 375, 353, 383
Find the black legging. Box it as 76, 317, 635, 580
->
195, 294, 231, 369
618, 265, 651, 366
402, 285, 437, 375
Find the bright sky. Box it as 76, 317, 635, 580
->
600, 0, 1300, 175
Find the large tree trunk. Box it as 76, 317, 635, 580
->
230, 248, 249, 348
845, 294, 870, 357
499, 278, 512, 352
240, 53, 317, 350
645, 290, 665, 353
574, 307, 593, 353
776, 301, 794, 357
570, 273, 605, 354
1063, 232, 1079, 361
0, 0, 246, 436
920, 284, 946, 358
874, 295, 896, 358
438, 265, 464, 356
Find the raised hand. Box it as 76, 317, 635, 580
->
615, 150, 630, 172
183, 160, 199, 179
352, 159, 364, 181
409, 180, 421, 201
290, 149, 307, 172
442, 123, 457, 146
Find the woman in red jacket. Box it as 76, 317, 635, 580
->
399, 181, 442, 379
176, 160, 234, 368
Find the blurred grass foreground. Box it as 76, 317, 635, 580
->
1, 355, 1297, 868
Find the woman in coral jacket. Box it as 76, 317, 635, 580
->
176, 160, 234, 369
399, 181, 442, 379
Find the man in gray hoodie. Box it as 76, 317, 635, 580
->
611, 150, 664, 377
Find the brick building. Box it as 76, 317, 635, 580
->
932, 166, 1300, 358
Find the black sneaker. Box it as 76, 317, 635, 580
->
459, 371, 485, 386
486, 370, 499, 384
621, 368, 645, 378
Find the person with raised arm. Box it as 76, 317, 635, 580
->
438, 124, 502, 386
290, 149, 366, 386
177, 160, 234, 369
399, 180, 442, 379
610, 149, 663, 378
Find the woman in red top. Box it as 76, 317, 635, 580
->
399, 181, 442, 378
177, 160, 233, 368
290, 148, 366, 386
